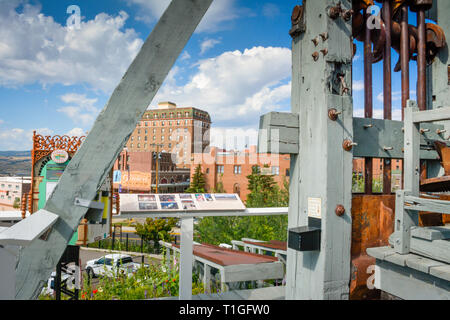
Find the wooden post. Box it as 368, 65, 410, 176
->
286, 0, 353, 300
203, 264, 211, 294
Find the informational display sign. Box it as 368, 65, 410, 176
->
120, 193, 246, 213
46, 163, 67, 181
113, 170, 122, 183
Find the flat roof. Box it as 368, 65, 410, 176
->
174, 243, 278, 266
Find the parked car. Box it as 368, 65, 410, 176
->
41, 271, 74, 296
85, 254, 143, 279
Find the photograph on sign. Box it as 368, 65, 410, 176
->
180, 194, 193, 200
204, 194, 213, 201
161, 202, 179, 210
159, 194, 176, 202
214, 194, 238, 201
181, 200, 196, 210
195, 194, 205, 202
138, 195, 156, 202
139, 202, 158, 210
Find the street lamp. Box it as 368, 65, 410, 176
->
150, 144, 163, 193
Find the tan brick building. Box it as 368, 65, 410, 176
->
190, 146, 291, 202
125, 102, 211, 168
0, 177, 31, 211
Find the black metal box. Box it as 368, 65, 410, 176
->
288, 226, 321, 252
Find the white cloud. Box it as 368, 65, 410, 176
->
125, 0, 239, 33
0, 2, 143, 92
57, 93, 99, 126
210, 127, 259, 150
180, 51, 191, 61
66, 127, 87, 137
262, 3, 280, 18
376, 91, 417, 103
0, 119, 4, 125
353, 80, 364, 91
152, 46, 291, 126
354, 108, 402, 120
0, 127, 53, 150
200, 38, 221, 55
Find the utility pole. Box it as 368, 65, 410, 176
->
150, 143, 163, 193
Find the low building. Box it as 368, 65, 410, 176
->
190, 146, 291, 202
113, 150, 190, 194
0, 177, 31, 211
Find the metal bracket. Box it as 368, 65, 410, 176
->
74, 198, 104, 224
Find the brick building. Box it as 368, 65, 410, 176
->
353, 158, 403, 192
0, 177, 31, 211
125, 102, 211, 168
190, 146, 291, 202
113, 150, 190, 193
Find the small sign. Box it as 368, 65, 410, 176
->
51, 149, 69, 164
307, 197, 322, 219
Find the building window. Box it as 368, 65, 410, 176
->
153, 122, 157, 126
206, 168, 210, 174
153, 136, 156, 141
153, 129, 156, 134
145, 136, 148, 141
286, 168, 290, 177
185, 120, 188, 125
137, 129, 141, 134
161, 121, 165, 126
162, 136, 165, 141
234, 166, 241, 174
217, 165, 224, 174
177, 120, 180, 125
162, 128, 165, 133
272, 166, 280, 175
185, 112, 189, 117
137, 143, 141, 148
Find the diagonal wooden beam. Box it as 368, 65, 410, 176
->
15, 0, 213, 299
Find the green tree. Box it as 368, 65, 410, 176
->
212, 174, 225, 193
186, 164, 206, 193
195, 167, 289, 245
13, 197, 20, 209
134, 218, 177, 252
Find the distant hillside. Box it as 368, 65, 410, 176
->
0, 151, 31, 176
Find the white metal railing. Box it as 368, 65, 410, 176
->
119, 207, 288, 299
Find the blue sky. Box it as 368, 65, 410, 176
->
0, 0, 419, 150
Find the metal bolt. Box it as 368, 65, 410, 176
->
328, 3, 342, 19
383, 146, 394, 151
320, 32, 328, 41
312, 37, 320, 46
335, 205, 345, 217
312, 52, 319, 61
437, 129, 447, 134
343, 139, 357, 151
342, 9, 354, 21
328, 108, 342, 121
420, 128, 430, 134
320, 48, 328, 56
363, 124, 373, 129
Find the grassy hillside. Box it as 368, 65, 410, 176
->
0, 151, 31, 176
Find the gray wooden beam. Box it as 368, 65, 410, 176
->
258, 112, 299, 154
412, 107, 450, 123
353, 117, 444, 159
14, 0, 213, 300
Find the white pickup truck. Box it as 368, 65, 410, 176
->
85, 254, 142, 279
